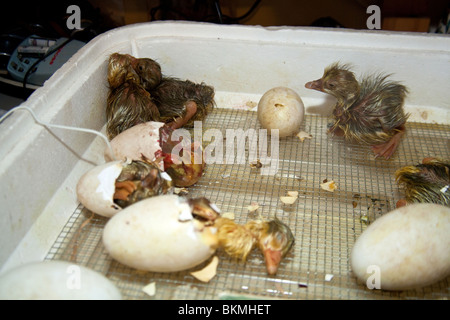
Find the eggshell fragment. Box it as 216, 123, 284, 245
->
296, 131, 312, 142
104, 121, 164, 170
351, 203, 450, 291
190, 256, 219, 282
0, 261, 121, 300
102, 195, 218, 272
142, 282, 156, 296
280, 196, 297, 205
287, 191, 298, 198
257, 87, 305, 138
280, 191, 299, 204
76, 161, 123, 217
247, 202, 260, 212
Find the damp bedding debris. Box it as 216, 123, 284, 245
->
320, 179, 338, 192
360, 213, 370, 225
250, 159, 263, 169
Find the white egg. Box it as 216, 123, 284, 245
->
351, 203, 450, 291
104, 121, 164, 170
76, 160, 124, 217
0, 261, 121, 300
257, 87, 305, 137
102, 195, 218, 272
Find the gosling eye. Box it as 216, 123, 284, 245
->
138, 65, 143, 71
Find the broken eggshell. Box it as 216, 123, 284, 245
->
76, 159, 172, 218
77, 160, 124, 217
102, 195, 218, 272
104, 121, 165, 170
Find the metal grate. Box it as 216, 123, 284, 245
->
46, 108, 450, 300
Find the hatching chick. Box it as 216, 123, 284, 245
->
150, 77, 215, 129
157, 125, 206, 187
215, 218, 258, 262
183, 198, 294, 275
113, 159, 173, 209
215, 217, 295, 275
395, 157, 450, 207
246, 218, 295, 275
305, 62, 409, 159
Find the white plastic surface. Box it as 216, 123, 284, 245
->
0, 21, 449, 272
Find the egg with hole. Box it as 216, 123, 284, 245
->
102, 195, 218, 272
0, 261, 122, 300
257, 87, 305, 137
76, 159, 172, 218
351, 203, 450, 291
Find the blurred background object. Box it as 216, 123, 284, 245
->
0, 0, 116, 108
88, 0, 448, 31
1, 0, 449, 113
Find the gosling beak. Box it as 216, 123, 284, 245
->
263, 248, 283, 275
259, 219, 295, 275
305, 79, 324, 92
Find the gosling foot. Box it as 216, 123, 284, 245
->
167, 101, 198, 129
371, 125, 405, 160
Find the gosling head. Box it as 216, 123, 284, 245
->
130, 57, 162, 91
305, 62, 360, 102
257, 219, 295, 275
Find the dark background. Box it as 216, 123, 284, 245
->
0, 0, 449, 111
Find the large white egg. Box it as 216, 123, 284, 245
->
104, 121, 164, 170
257, 87, 305, 137
0, 261, 121, 300
351, 203, 450, 291
103, 195, 218, 272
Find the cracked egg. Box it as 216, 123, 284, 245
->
76, 159, 172, 218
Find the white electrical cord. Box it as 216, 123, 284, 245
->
0, 106, 116, 160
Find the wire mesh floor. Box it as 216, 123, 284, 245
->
46, 108, 450, 300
